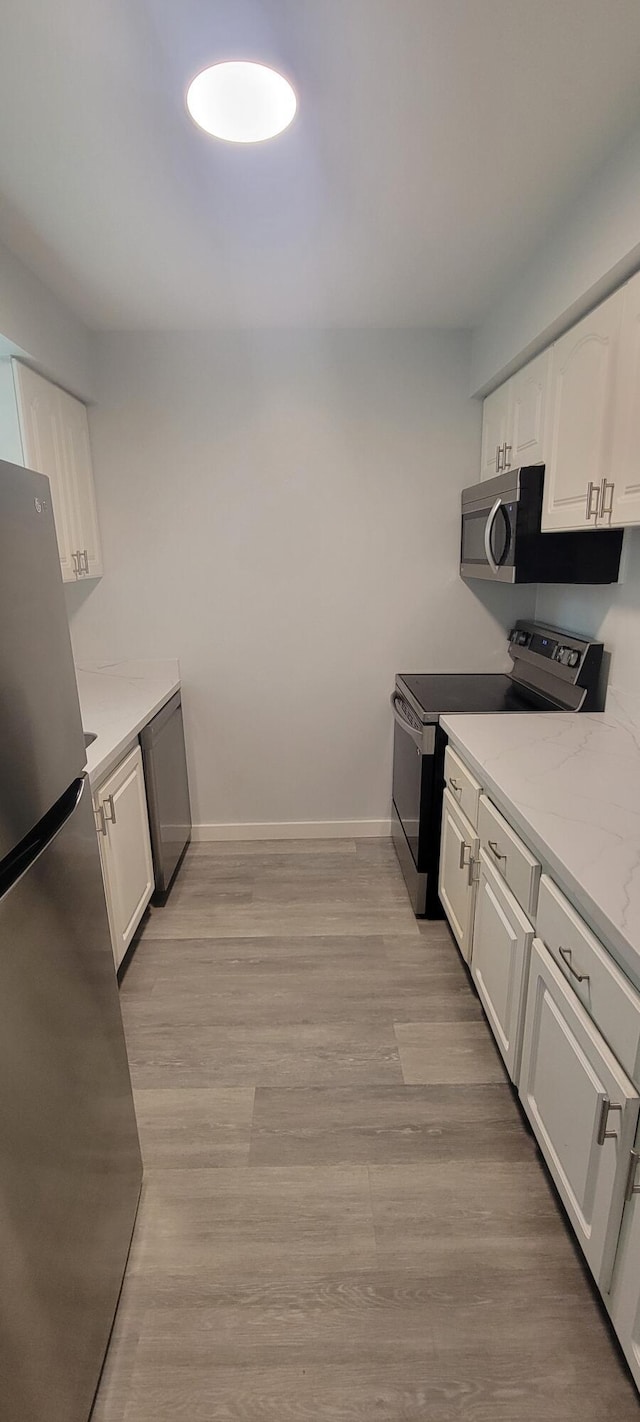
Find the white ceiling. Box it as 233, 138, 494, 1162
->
1, 0, 640, 329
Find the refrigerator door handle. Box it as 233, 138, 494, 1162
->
0, 777, 86, 900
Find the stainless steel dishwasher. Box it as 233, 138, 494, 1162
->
140, 691, 192, 900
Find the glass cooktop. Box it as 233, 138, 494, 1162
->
397, 672, 560, 722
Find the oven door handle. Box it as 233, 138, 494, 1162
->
390, 692, 423, 750
483, 497, 502, 576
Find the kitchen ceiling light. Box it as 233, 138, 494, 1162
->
186, 61, 297, 143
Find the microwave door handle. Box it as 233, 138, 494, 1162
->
390, 693, 423, 750
483, 497, 502, 575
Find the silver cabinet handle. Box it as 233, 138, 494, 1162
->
586, 481, 600, 521
599, 479, 614, 525
449, 777, 463, 797
624, 1149, 640, 1202
503, 442, 512, 469
72, 550, 80, 577
558, 945, 589, 983
495, 443, 503, 472
597, 1096, 623, 1145
459, 841, 473, 870
82, 548, 89, 573
94, 804, 107, 836
103, 794, 117, 825
487, 838, 506, 864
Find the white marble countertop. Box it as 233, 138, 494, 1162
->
75, 658, 181, 787
441, 693, 640, 989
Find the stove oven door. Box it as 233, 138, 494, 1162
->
390, 693, 435, 866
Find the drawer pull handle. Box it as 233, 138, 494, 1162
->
597, 1096, 623, 1146
449, 777, 463, 796
625, 1149, 640, 1202
103, 794, 117, 825
558, 945, 589, 984
459, 841, 473, 870
488, 839, 506, 864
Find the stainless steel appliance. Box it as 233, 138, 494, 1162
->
0, 458, 142, 1422
461, 467, 623, 583
391, 619, 605, 916
140, 690, 192, 900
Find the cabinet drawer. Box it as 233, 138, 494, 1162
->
478, 794, 540, 917
444, 745, 481, 828
537, 876, 640, 1086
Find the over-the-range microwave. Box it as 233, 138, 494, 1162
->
460, 467, 623, 584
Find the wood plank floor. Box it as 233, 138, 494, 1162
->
91, 839, 639, 1421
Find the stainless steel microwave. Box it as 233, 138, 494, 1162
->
460, 467, 623, 584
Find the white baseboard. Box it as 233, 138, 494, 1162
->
191, 819, 392, 842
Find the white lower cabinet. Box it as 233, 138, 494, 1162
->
471, 850, 534, 1083
610, 1154, 640, 1389
93, 745, 154, 969
519, 939, 639, 1291
438, 789, 478, 963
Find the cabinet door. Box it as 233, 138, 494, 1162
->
471, 851, 534, 1083
12, 361, 78, 582
519, 939, 639, 1290
609, 270, 640, 528
95, 746, 154, 969
508, 348, 550, 469
480, 383, 510, 480
438, 789, 478, 962
610, 1152, 640, 1389
542, 290, 624, 531
58, 387, 103, 577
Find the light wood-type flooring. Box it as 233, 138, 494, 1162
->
91, 839, 639, 1420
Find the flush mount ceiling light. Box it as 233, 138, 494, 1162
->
186, 61, 297, 143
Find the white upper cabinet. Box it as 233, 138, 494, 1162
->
12, 361, 78, 582
60, 387, 103, 578
508, 348, 550, 469
541, 289, 624, 531
608, 269, 640, 528
479, 348, 550, 481
480, 382, 510, 480
13, 361, 103, 582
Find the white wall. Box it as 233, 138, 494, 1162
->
536, 530, 640, 699
0, 360, 23, 464
470, 118, 640, 395
68, 329, 533, 835
0, 236, 93, 399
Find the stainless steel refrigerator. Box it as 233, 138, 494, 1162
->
0, 458, 143, 1422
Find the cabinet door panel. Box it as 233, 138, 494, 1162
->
471, 851, 534, 1083
59, 389, 103, 577
610, 270, 640, 527
509, 348, 550, 468
542, 291, 624, 531
610, 1166, 640, 1389
519, 939, 639, 1289
13, 361, 78, 581
96, 747, 153, 969
480, 384, 510, 480
438, 790, 478, 963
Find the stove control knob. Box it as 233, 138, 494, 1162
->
568, 650, 581, 668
